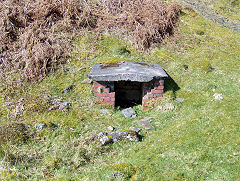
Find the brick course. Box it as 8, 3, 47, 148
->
93, 81, 115, 108
142, 79, 164, 110
93, 78, 164, 110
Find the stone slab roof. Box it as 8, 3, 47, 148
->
89, 61, 168, 82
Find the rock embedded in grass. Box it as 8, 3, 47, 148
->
213, 93, 223, 100
122, 107, 136, 118
62, 86, 73, 94
98, 130, 140, 145
135, 117, 155, 130
81, 78, 92, 84
48, 101, 71, 111
78, 67, 86, 72
35, 122, 58, 130
129, 127, 141, 133
35, 123, 47, 130
107, 126, 115, 131
99, 134, 112, 145
99, 109, 109, 114
59, 102, 71, 111
176, 98, 184, 103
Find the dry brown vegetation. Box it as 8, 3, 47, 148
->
0, 0, 181, 83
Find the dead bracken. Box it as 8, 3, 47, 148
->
0, 0, 181, 84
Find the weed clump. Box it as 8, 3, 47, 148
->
24, 96, 50, 113
0, 123, 29, 145
112, 163, 137, 179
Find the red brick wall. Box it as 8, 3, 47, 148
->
93, 79, 164, 110
142, 79, 164, 110
93, 81, 115, 108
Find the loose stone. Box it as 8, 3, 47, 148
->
213, 93, 223, 100
129, 127, 141, 133
107, 126, 115, 131
135, 117, 155, 130
122, 107, 136, 118
176, 98, 184, 103
81, 78, 92, 84
62, 86, 73, 94
99, 109, 109, 114
35, 123, 47, 130
98, 130, 140, 145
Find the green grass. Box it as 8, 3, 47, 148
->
202, 0, 240, 23
0, 2, 240, 180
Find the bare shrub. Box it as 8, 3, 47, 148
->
0, 0, 181, 84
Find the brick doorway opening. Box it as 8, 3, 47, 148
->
115, 81, 143, 108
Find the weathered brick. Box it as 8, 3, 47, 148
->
109, 93, 115, 97
142, 107, 148, 111
151, 89, 162, 94
93, 84, 105, 89
156, 86, 164, 90
94, 97, 100, 101
153, 94, 159, 98
111, 98, 115, 102
148, 93, 153, 98
93, 87, 100, 93
155, 94, 163, 98
104, 97, 110, 102
94, 93, 106, 97
108, 102, 115, 105
103, 88, 109, 93
93, 84, 99, 88
160, 89, 164, 94
94, 93, 100, 97
142, 98, 149, 102
142, 103, 149, 111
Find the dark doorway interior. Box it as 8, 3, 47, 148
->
115, 81, 143, 108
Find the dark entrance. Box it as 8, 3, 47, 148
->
115, 81, 143, 108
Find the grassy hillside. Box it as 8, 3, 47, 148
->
202, 0, 240, 23
1, 1, 240, 180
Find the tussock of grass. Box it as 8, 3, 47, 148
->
0, 123, 29, 145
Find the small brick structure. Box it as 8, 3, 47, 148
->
93, 81, 115, 107
89, 61, 168, 110
142, 79, 164, 110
